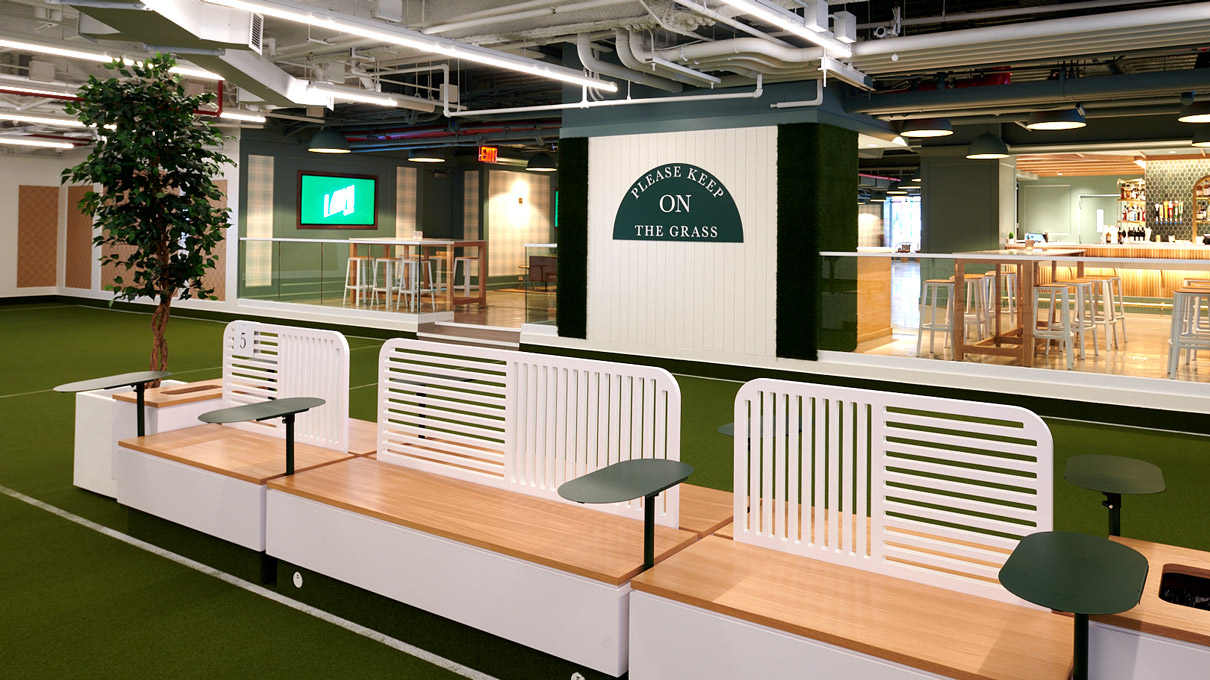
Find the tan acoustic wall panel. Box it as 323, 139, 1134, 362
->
17, 185, 59, 287
200, 179, 228, 301
64, 186, 94, 290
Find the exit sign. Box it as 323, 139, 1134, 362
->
478, 146, 498, 163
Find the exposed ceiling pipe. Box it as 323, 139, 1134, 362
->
421, 0, 634, 36
350, 130, 560, 151
413, 0, 567, 29
577, 33, 682, 93
344, 123, 561, 142
884, 98, 1180, 121
624, 30, 759, 87
856, 0, 1153, 31
650, 36, 824, 68
668, 0, 792, 47
845, 69, 1210, 116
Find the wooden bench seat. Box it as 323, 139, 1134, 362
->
268, 456, 698, 584
120, 424, 356, 484
629, 535, 1073, 680
676, 484, 733, 537
1085, 538, 1210, 679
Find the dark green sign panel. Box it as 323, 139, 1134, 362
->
613, 163, 743, 242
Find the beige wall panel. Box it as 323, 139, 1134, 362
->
200, 179, 228, 300
64, 186, 93, 289
17, 185, 59, 287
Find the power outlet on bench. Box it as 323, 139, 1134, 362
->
292, 571, 303, 588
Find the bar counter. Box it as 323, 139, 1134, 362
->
1027, 242, 1210, 300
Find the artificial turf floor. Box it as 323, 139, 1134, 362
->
3, 302, 1210, 677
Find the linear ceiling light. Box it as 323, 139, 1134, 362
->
1026, 107, 1086, 130
899, 117, 953, 138
966, 132, 1010, 159
0, 37, 221, 80
218, 110, 267, 123
0, 136, 75, 149
194, 0, 617, 92
714, 0, 852, 58
1178, 101, 1210, 123
307, 84, 435, 111
0, 112, 85, 128
1193, 128, 1210, 147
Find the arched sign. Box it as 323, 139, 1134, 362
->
612, 163, 743, 242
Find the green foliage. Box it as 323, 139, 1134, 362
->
61, 53, 231, 304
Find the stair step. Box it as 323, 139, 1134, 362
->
416, 323, 520, 349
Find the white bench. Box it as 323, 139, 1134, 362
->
266, 339, 724, 676
116, 321, 364, 551
629, 379, 1074, 680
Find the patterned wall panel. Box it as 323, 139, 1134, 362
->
199, 179, 228, 301
1144, 159, 1210, 241
487, 170, 551, 282
17, 185, 59, 287
244, 155, 273, 288
395, 166, 417, 238
64, 185, 93, 289
463, 170, 480, 239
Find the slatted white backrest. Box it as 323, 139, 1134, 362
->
222, 321, 350, 452
733, 379, 1052, 606
378, 339, 682, 527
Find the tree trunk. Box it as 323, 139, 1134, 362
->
148, 294, 172, 386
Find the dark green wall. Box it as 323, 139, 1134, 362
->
778, 123, 859, 358
555, 137, 588, 338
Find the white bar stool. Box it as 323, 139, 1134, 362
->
1035, 284, 1076, 370
344, 256, 374, 306
1056, 279, 1101, 357
399, 258, 439, 312
998, 268, 1019, 326
452, 256, 475, 294
917, 279, 953, 358
1083, 274, 1127, 345
952, 273, 990, 342
1168, 287, 1210, 379
372, 257, 397, 308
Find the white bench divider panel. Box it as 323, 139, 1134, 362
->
222, 321, 350, 452
378, 338, 682, 527
733, 379, 1052, 605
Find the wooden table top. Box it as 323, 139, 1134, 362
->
119, 424, 355, 484
269, 457, 700, 585
113, 379, 224, 407
677, 484, 733, 538
631, 536, 1073, 680
348, 418, 376, 456
1098, 537, 1210, 647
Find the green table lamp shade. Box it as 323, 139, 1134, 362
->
999, 531, 1148, 616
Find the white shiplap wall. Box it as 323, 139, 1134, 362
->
587, 127, 778, 359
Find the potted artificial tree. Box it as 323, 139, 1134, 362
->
63, 53, 231, 375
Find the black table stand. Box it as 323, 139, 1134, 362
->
198, 397, 325, 475
54, 370, 172, 437
558, 458, 694, 571
999, 531, 1149, 680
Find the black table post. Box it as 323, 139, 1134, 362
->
1073, 612, 1089, 680
284, 412, 296, 476
1103, 493, 1122, 537
135, 382, 148, 437
643, 493, 656, 570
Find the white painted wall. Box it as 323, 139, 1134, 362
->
0, 151, 86, 298
587, 127, 778, 360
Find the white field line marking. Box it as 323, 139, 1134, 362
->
0, 305, 69, 312
0, 366, 222, 401
350, 382, 378, 391
0, 484, 500, 680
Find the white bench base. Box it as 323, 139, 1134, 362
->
629, 591, 948, 680
1091, 621, 1210, 679
115, 449, 266, 551
266, 490, 630, 677
73, 381, 219, 498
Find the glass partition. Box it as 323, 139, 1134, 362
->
523, 243, 557, 326
821, 249, 1210, 382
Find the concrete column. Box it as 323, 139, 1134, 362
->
919, 146, 1016, 253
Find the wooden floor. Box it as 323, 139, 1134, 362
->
859, 262, 1210, 381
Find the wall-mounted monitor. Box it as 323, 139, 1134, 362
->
298, 171, 378, 229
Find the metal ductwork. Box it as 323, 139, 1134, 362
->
576, 33, 681, 93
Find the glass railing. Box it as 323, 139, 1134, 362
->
238, 237, 485, 314
523, 243, 557, 326
820, 246, 1210, 382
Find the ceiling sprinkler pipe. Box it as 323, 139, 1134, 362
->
576, 33, 682, 93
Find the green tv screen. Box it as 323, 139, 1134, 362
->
298, 173, 377, 228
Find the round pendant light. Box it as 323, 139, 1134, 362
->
526, 151, 557, 172
1193, 127, 1210, 147
1025, 108, 1086, 130
1178, 101, 1210, 123
308, 128, 350, 154
965, 132, 1010, 159
408, 148, 445, 163
899, 118, 953, 138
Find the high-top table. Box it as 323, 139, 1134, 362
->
349, 237, 488, 309
558, 458, 694, 572
198, 397, 325, 476
999, 530, 1148, 680
55, 370, 171, 437
953, 249, 1085, 367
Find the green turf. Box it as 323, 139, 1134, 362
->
3, 303, 1210, 679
